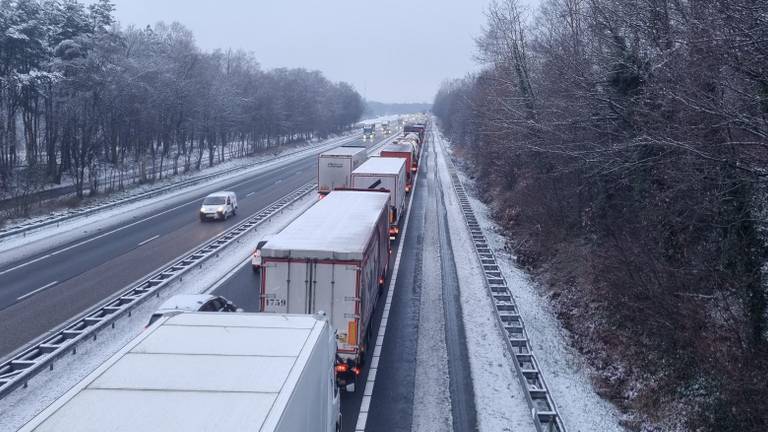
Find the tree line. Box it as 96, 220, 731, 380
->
0, 0, 364, 202
434, 0, 767, 430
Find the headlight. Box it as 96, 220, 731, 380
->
200, 207, 205, 212
218, 206, 224, 212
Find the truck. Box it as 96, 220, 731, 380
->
20, 313, 341, 432
260, 190, 391, 391
352, 157, 407, 238
362, 124, 375, 141
317, 146, 368, 195
401, 134, 421, 158
403, 123, 426, 144
380, 121, 391, 134
380, 142, 418, 187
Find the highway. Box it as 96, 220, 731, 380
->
210, 134, 479, 431
0, 133, 394, 360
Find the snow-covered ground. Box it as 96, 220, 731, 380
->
0, 192, 317, 432
433, 129, 627, 432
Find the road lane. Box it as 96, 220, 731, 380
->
207, 135, 416, 432
0, 134, 393, 359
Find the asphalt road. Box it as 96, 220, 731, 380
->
211, 172, 418, 432
211, 133, 478, 432
0, 133, 393, 359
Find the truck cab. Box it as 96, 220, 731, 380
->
362, 125, 375, 142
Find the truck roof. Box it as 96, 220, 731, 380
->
381, 143, 414, 154
320, 146, 367, 157
21, 313, 327, 432
352, 156, 406, 176
263, 190, 389, 261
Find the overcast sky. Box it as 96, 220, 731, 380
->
96, 0, 539, 103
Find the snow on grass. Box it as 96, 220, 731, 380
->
433, 132, 536, 432
0, 193, 316, 432
0, 134, 354, 268
438, 133, 627, 432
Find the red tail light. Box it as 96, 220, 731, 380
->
352, 367, 361, 376
335, 364, 349, 373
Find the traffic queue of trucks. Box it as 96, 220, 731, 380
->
260, 190, 391, 391
266, 121, 424, 390
22, 118, 427, 432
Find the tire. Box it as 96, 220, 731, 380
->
232, 207, 237, 216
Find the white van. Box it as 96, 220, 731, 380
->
199, 191, 237, 221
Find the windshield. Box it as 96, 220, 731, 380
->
203, 196, 226, 205
147, 313, 163, 327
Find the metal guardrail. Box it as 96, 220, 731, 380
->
437, 132, 567, 432
0, 182, 317, 399
0, 134, 359, 241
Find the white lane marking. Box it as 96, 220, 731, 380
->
17, 281, 59, 301
0, 197, 201, 277
138, 235, 160, 247
274, 179, 283, 184
246, 192, 255, 197
0, 133, 373, 279
355, 139, 423, 432
0, 144, 342, 277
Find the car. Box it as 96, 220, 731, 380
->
146, 294, 241, 327
251, 235, 273, 273
199, 191, 238, 221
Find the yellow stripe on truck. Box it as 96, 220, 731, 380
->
348, 320, 357, 346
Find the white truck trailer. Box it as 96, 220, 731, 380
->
317, 146, 368, 195
260, 190, 390, 391
352, 157, 407, 238
20, 313, 341, 432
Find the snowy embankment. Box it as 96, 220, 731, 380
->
433, 130, 627, 431
0, 133, 349, 269
0, 193, 317, 432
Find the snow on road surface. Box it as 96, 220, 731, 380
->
434, 129, 627, 432
411, 146, 453, 432
0, 193, 317, 432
